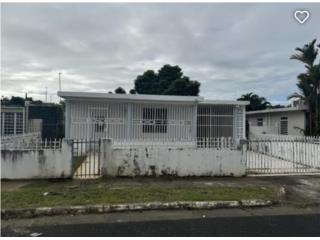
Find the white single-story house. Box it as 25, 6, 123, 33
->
58, 91, 248, 146
246, 104, 308, 137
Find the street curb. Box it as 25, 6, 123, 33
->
1, 200, 274, 219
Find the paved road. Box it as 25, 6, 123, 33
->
2, 211, 320, 237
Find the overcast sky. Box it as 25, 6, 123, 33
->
1, 3, 320, 104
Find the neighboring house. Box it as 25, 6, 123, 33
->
0, 106, 26, 136
246, 102, 308, 137
25, 102, 64, 139
1, 102, 64, 138
58, 91, 248, 146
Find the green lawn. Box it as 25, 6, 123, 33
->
1, 180, 279, 209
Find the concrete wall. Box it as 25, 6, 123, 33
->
1, 141, 72, 179
247, 111, 306, 136
101, 140, 246, 177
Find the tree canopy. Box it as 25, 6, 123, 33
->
134, 64, 200, 96
1, 96, 43, 106
114, 87, 126, 94
129, 89, 136, 94
237, 92, 271, 111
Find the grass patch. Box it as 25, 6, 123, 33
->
1, 180, 279, 209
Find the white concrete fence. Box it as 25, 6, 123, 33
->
1, 139, 72, 179
1, 132, 41, 149
3, 134, 319, 179
101, 138, 247, 177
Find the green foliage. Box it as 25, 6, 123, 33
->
134, 70, 160, 94
289, 39, 320, 136
290, 39, 318, 66
1, 96, 26, 106
237, 92, 271, 111
134, 64, 200, 96
114, 87, 126, 94
129, 89, 136, 94
1, 96, 44, 106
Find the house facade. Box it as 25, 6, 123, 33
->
246, 106, 308, 137
58, 91, 248, 146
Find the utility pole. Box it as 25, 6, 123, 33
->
58, 72, 62, 102
45, 87, 48, 102
59, 72, 62, 91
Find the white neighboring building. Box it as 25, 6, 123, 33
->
0, 106, 25, 136
58, 91, 248, 146
246, 103, 308, 137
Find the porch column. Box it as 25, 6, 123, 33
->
65, 100, 71, 139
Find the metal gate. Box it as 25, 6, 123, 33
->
246, 137, 320, 175
71, 139, 102, 178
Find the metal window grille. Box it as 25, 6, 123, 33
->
142, 107, 168, 133
68, 101, 245, 146
69, 101, 195, 145
1, 111, 25, 136
90, 107, 108, 133
16, 112, 24, 134
280, 117, 288, 135
4, 112, 15, 135
197, 105, 234, 141
233, 105, 244, 139
257, 118, 263, 126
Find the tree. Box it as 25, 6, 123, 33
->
134, 70, 160, 95
289, 39, 320, 135
164, 77, 200, 96
158, 65, 183, 92
1, 96, 32, 106
129, 89, 136, 94
114, 87, 126, 94
134, 64, 200, 96
237, 92, 271, 111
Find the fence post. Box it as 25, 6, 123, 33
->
100, 138, 112, 176
239, 139, 247, 176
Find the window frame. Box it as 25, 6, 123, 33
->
257, 118, 263, 127
280, 116, 288, 135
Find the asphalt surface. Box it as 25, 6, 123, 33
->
2, 212, 320, 237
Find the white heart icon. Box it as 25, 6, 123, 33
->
294, 10, 310, 24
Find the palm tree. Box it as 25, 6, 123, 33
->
238, 92, 271, 111
290, 39, 318, 66
289, 39, 320, 135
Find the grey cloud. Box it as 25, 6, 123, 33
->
1, 3, 320, 103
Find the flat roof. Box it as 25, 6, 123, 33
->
201, 100, 249, 106
1, 105, 25, 110
246, 106, 307, 115
58, 91, 248, 105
